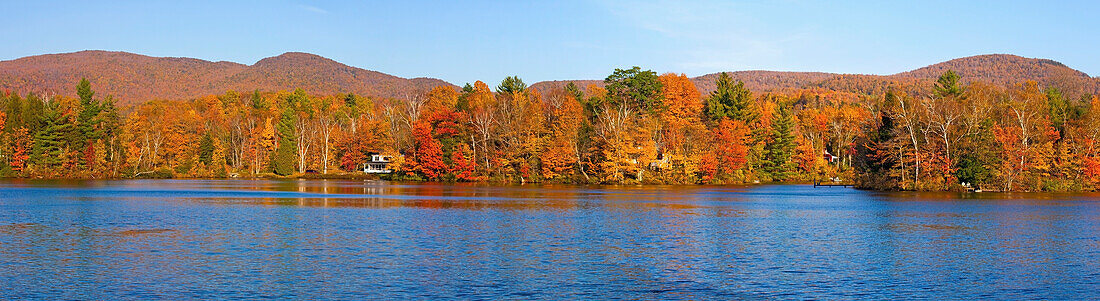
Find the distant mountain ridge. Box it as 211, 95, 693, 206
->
533, 54, 1098, 97
895, 54, 1091, 82
0, 50, 453, 105
1, 51, 1095, 106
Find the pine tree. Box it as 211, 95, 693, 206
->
4, 94, 20, 130
270, 104, 297, 176
31, 106, 67, 168
955, 120, 996, 189
76, 78, 102, 150
764, 104, 797, 180
705, 73, 755, 123
251, 90, 268, 111
99, 96, 122, 174
198, 132, 215, 166
496, 76, 528, 95
933, 70, 962, 98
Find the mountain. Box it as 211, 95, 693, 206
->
531, 54, 1097, 98
531, 71, 836, 96
895, 54, 1091, 83
1, 51, 1095, 107
690, 71, 836, 94
216, 52, 451, 100
528, 80, 604, 95
895, 54, 1097, 97
0, 51, 453, 105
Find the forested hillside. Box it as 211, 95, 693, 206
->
896, 54, 1098, 97
0, 51, 453, 105
5, 52, 1096, 108
1, 52, 1098, 192
536, 54, 1097, 98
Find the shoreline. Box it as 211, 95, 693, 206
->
0, 176, 973, 192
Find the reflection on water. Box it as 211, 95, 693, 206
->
1, 179, 1099, 299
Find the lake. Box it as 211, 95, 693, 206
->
1, 179, 1098, 299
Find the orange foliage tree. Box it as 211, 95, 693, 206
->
539, 88, 584, 180
409, 120, 445, 180
700, 119, 749, 182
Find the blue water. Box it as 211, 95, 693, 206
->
1, 179, 1098, 299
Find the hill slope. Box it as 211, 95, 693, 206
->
531, 71, 836, 96
895, 54, 1096, 96
0, 51, 453, 105
896, 54, 1090, 83
532, 54, 1097, 97
1, 52, 1095, 106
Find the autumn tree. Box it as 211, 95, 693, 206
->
700, 119, 749, 182
466, 81, 497, 172
657, 73, 705, 183
410, 120, 445, 180
492, 77, 544, 182
449, 143, 478, 181
9, 128, 31, 173
953, 81, 1001, 190
854, 98, 901, 189
587, 68, 662, 183
540, 87, 584, 180
922, 70, 969, 185
995, 81, 1052, 191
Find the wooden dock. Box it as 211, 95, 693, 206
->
813, 178, 853, 188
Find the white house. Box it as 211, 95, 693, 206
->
363, 154, 393, 174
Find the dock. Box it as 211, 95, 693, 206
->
813, 178, 853, 188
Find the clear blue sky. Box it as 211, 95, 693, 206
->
2, 0, 1097, 85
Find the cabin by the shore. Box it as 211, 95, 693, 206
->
362, 154, 393, 174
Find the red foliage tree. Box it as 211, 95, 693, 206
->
9, 128, 31, 172
701, 119, 749, 182
411, 121, 446, 180
449, 144, 478, 181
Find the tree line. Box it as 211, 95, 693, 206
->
1, 69, 1098, 192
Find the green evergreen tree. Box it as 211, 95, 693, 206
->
76, 78, 95, 104
4, 93, 24, 131
23, 94, 45, 133
31, 105, 68, 168
496, 76, 528, 95
251, 90, 268, 111
933, 70, 962, 98
99, 95, 122, 173
76, 78, 103, 148
271, 103, 297, 176
564, 82, 584, 102
604, 67, 663, 114
343, 93, 362, 117
705, 73, 755, 123
955, 120, 996, 189
198, 132, 215, 166
1046, 87, 1068, 134
764, 104, 797, 180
